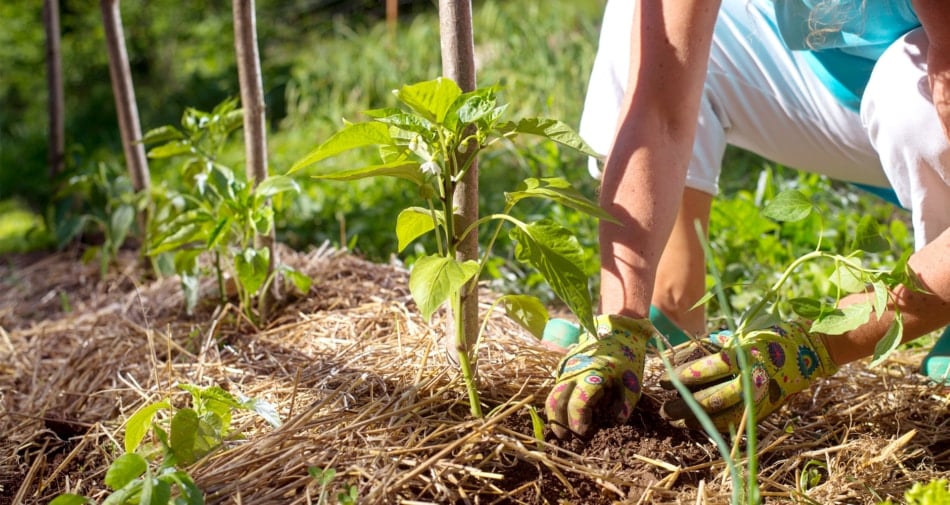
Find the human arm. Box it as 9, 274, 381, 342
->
598, 1, 721, 319
825, 226, 950, 365
912, 0, 950, 140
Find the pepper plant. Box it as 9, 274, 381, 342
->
291, 77, 614, 416
144, 99, 311, 322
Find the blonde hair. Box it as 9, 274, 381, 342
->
805, 0, 867, 49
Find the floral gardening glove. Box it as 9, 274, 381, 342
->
659, 320, 838, 432
545, 315, 659, 438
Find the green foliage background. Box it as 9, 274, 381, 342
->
0, 0, 914, 317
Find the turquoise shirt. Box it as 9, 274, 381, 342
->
775, 0, 920, 110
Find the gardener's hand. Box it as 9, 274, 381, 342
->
545, 315, 658, 438
659, 320, 838, 432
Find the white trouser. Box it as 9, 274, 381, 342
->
580, 0, 950, 249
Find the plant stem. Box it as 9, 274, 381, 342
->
452, 291, 482, 418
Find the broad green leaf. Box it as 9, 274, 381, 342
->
235, 247, 270, 295
498, 294, 548, 340
310, 160, 425, 186
205, 217, 231, 250
810, 302, 873, 335
160, 470, 204, 505
498, 118, 600, 158
762, 190, 813, 222
871, 281, 889, 318
146, 478, 172, 505
505, 178, 617, 222
851, 215, 890, 253
408, 255, 479, 320
109, 204, 135, 248
737, 304, 782, 333
147, 140, 193, 159
102, 478, 142, 505
289, 121, 392, 173
396, 207, 440, 252
104, 453, 148, 490
830, 262, 865, 294
141, 125, 184, 145
281, 266, 312, 294
454, 92, 497, 125
254, 175, 300, 199
395, 77, 462, 124
49, 494, 91, 505
170, 408, 200, 465
124, 400, 172, 453
868, 317, 903, 368
509, 220, 594, 335
365, 109, 435, 139
788, 297, 823, 320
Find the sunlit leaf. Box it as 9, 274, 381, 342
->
810, 302, 873, 335
408, 255, 479, 320
498, 117, 600, 157
506, 177, 617, 222
310, 160, 425, 186
289, 121, 392, 174
254, 175, 300, 199
762, 190, 813, 222
509, 220, 594, 335
868, 316, 903, 368
395, 77, 462, 124
104, 453, 148, 491
147, 140, 192, 159
851, 215, 890, 253
235, 247, 270, 295
830, 262, 865, 294
124, 400, 172, 453
396, 207, 439, 252
498, 294, 549, 340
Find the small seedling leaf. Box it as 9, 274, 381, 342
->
810, 302, 873, 335
235, 247, 270, 295
49, 494, 91, 505
396, 207, 439, 252
506, 178, 617, 222
281, 266, 313, 295
170, 408, 200, 466
124, 400, 172, 453
161, 470, 204, 505
104, 453, 148, 491
408, 255, 480, 321
498, 294, 549, 340
762, 190, 813, 222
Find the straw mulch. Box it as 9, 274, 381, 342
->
1, 246, 947, 504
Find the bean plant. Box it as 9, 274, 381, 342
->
290, 77, 613, 417
144, 99, 311, 322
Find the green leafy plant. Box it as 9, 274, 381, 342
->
50, 161, 147, 277
51, 385, 279, 505
290, 77, 613, 417
307, 467, 358, 505
144, 99, 311, 321
880, 479, 950, 505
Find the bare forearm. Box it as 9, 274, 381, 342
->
826, 227, 950, 365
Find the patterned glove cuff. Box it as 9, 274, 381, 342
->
793, 320, 839, 378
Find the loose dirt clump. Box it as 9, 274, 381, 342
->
1, 247, 947, 504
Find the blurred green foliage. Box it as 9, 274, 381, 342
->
0, 0, 912, 312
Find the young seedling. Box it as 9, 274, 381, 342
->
291, 77, 614, 417
144, 99, 311, 322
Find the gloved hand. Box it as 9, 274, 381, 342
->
545, 315, 659, 438
659, 320, 838, 432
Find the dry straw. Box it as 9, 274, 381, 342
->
1, 247, 947, 504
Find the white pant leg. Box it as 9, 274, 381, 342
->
861, 28, 950, 249
579, 0, 890, 194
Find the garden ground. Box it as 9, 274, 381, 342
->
1, 246, 947, 504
